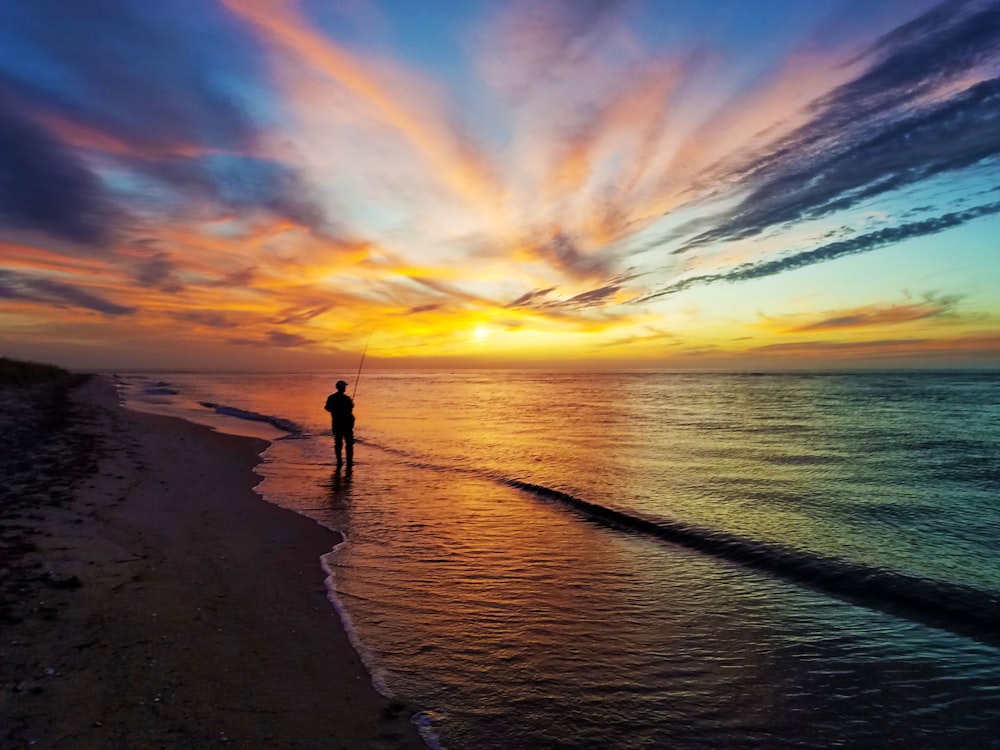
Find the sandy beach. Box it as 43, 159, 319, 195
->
0, 374, 424, 750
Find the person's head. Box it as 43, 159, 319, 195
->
336, 380, 347, 392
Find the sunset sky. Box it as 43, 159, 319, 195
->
1, 0, 998, 371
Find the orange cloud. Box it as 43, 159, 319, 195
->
746, 333, 1000, 362
38, 113, 247, 161
0, 241, 109, 276
776, 296, 961, 334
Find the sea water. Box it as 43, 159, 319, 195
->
116, 370, 1000, 749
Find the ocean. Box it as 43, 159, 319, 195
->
115, 370, 1000, 749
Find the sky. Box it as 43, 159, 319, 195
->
1, 0, 999, 371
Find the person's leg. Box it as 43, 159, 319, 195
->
345, 431, 354, 467
334, 432, 344, 466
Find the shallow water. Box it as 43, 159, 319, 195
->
117, 370, 1000, 749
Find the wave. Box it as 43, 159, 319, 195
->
347, 436, 1000, 644
144, 386, 178, 396
502, 479, 1000, 646
198, 401, 304, 437
134, 380, 180, 397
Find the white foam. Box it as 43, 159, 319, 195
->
319, 543, 395, 698
320, 542, 447, 750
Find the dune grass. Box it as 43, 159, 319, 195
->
0, 357, 71, 386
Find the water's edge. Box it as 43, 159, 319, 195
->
112, 379, 439, 749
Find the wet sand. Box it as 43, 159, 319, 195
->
0, 375, 424, 749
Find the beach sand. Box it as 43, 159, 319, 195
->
0, 375, 424, 749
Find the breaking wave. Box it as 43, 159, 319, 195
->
502, 479, 1000, 646
198, 401, 304, 437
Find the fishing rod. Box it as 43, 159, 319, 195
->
352, 327, 375, 400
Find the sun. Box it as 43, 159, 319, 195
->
471, 325, 491, 342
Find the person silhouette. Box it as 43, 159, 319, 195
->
324, 379, 355, 469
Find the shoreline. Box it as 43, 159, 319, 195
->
1, 375, 425, 749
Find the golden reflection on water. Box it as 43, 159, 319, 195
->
338, 370, 999, 593
327, 444, 998, 750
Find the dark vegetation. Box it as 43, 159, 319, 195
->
0, 356, 72, 386
0, 358, 97, 625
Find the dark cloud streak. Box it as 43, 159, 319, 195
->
227, 330, 317, 348
533, 233, 615, 279
0, 94, 116, 245
0, 268, 134, 316
0, 0, 333, 237
673, 1, 1000, 254
273, 304, 334, 326
172, 310, 239, 329
785, 293, 962, 332
640, 200, 1000, 301
125, 154, 330, 235
0, 0, 261, 153
505, 287, 557, 308
133, 252, 183, 292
